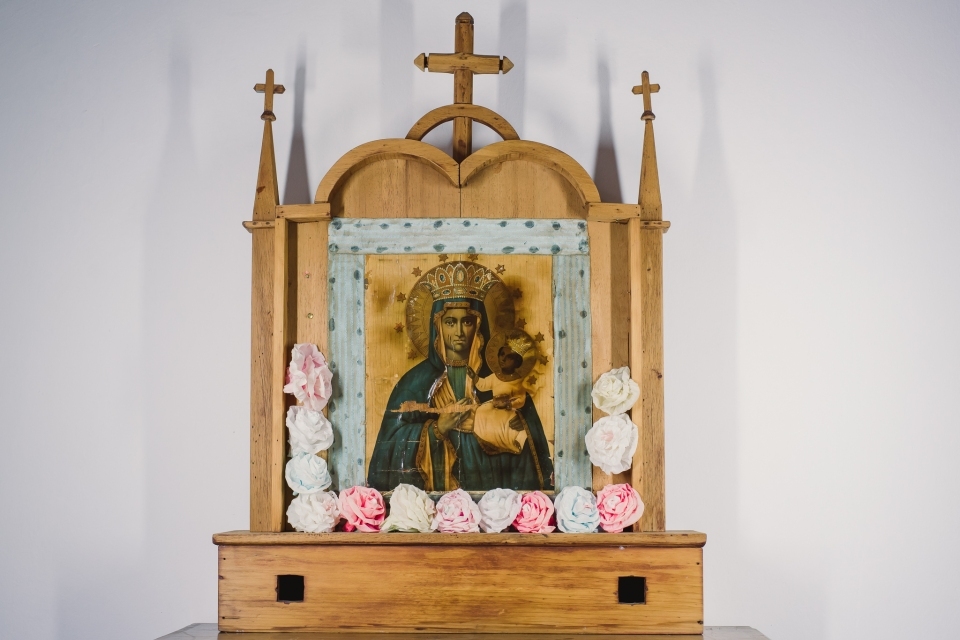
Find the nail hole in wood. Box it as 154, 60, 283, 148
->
277, 575, 304, 602
618, 576, 646, 604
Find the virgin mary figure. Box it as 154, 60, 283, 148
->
368, 261, 554, 492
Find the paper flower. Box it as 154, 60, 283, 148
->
477, 488, 522, 533
339, 485, 386, 532
286, 405, 334, 455
381, 483, 436, 533
591, 366, 640, 416
554, 486, 600, 533
512, 490, 556, 533
286, 490, 341, 533
585, 413, 639, 475
284, 452, 332, 495
597, 483, 644, 533
431, 488, 482, 533
283, 343, 334, 412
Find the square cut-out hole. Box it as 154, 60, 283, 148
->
618, 576, 646, 604
277, 575, 304, 602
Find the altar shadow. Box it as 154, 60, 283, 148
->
593, 55, 623, 203
283, 50, 311, 205
379, 0, 414, 139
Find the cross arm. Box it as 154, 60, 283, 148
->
254, 84, 286, 94
414, 52, 513, 74
631, 83, 660, 95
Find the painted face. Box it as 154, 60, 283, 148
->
440, 309, 478, 360
497, 345, 522, 374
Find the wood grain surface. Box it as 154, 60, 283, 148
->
218, 543, 703, 633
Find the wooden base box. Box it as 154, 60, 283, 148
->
214, 531, 705, 635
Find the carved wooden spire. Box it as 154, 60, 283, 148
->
414, 12, 513, 161
633, 70, 662, 220
252, 69, 285, 220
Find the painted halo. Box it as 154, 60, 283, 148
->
405, 261, 516, 358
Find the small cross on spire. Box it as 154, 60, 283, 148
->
254, 69, 286, 122
414, 12, 513, 161
631, 70, 660, 121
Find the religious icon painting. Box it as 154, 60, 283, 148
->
364, 254, 556, 493
326, 216, 592, 495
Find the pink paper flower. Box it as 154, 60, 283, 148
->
283, 343, 333, 412
512, 491, 556, 533
596, 483, 644, 533
431, 489, 481, 533
339, 486, 386, 532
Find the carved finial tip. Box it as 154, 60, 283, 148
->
414, 53, 427, 71
456, 12, 474, 23
501, 56, 514, 74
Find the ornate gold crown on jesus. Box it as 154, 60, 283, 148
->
506, 335, 535, 356
421, 261, 500, 302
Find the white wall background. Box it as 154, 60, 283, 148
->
1, 1, 958, 638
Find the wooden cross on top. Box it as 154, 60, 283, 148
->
414, 12, 513, 161
254, 69, 285, 122
632, 70, 660, 121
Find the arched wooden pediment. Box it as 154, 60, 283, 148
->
316, 131, 601, 220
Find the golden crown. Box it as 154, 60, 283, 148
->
419, 262, 499, 302
506, 335, 535, 356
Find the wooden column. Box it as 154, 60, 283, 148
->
452, 13, 474, 162
629, 72, 666, 531
249, 70, 286, 532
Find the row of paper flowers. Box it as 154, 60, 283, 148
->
288, 482, 644, 534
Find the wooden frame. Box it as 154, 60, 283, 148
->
226, 20, 696, 635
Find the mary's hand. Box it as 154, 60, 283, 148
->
436, 399, 472, 436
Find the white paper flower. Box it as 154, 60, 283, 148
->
283, 343, 334, 412
286, 405, 334, 455
554, 486, 600, 533
585, 413, 639, 475
431, 488, 482, 533
284, 452, 332, 495
591, 366, 640, 416
381, 483, 436, 533
286, 490, 341, 533
477, 488, 522, 533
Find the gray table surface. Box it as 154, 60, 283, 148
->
158, 624, 769, 639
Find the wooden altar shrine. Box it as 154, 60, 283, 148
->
215, 12, 705, 635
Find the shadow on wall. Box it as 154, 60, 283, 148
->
283, 49, 311, 205
380, 0, 414, 140
593, 54, 622, 203
498, 0, 528, 139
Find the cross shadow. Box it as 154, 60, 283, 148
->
593, 55, 622, 203
283, 50, 311, 205
497, 0, 528, 139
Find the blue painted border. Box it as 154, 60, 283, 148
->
329, 218, 589, 256
326, 254, 366, 490
552, 254, 594, 490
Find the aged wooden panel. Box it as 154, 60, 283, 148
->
364, 254, 556, 475
328, 217, 588, 256
218, 543, 703, 633
213, 529, 707, 547
326, 254, 367, 490
461, 158, 588, 220
553, 254, 593, 490
589, 221, 633, 491
329, 156, 460, 219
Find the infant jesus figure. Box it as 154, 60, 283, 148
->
473, 330, 541, 455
